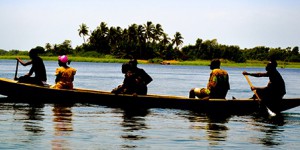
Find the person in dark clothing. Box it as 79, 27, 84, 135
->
112, 59, 153, 95
242, 59, 286, 112
16, 49, 47, 86
111, 63, 139, 95
128, 59, 153, 95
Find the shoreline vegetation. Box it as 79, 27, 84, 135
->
1, 55, 300, 69
2, 21, 299, 69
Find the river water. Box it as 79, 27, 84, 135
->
0, 59, 300, 149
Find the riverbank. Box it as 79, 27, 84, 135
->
1, 55, 300, 68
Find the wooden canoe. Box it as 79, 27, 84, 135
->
0, 77, 299, 115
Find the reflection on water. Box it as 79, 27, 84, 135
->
184, 112, 230, 146
1, 60, 300, 149
11, 103, 45, 134
119, 108, 150, 149
205, 114, 230, 147
51, 104, 73, 150
121, 108, 149, 133
22, 104, 45, 134
248, 114, 286, 147
0, 101, 299, 149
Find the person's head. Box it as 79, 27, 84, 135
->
58, 55, 69, 66
29, 49, 38, 59
128, 59, 138, 68
121, 63, 131, 74
126, 69, 134, 77
266, 59, 277, 71
210, 59, 221, 70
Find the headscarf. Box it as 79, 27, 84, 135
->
58, 55, 68, 63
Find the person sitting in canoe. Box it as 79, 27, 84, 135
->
16, 48, 47, 86
128, 58, 153, 95
51, 55, 77, 89
242, 59, 286, 112
189, 59, 230, 99
111, 62, 140, 95
112, 58, 153, 95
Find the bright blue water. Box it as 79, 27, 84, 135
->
0, 59, 300, 149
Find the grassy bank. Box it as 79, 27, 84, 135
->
1, 55, 300, 68
176, 59, 300, 68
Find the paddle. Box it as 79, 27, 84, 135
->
244, 75, 276, 117
14, 60, 19, 80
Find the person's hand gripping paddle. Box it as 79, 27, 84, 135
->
244, 74, 276, 117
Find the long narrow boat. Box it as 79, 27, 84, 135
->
0, 77, 300, 115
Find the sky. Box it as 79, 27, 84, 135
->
1, 0, 300, 51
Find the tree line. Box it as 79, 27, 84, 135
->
1, 21, 299, 63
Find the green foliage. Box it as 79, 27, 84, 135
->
269, 48, 287, 61
242, 46, 269, 61
4, 21, 300, 63
0, 49, 7, 55
80, 51, 104, 58
148, 58, 163, 63
181, 39, 246, 62
288, 55, 300, 62
0, 50, 28, 56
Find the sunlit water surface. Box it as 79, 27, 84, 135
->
0, 59, 300, 149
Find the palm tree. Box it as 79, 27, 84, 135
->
172, 32, 184, 50
161, 33, 171, 48
45, 43, 52, 51
137, 25, 145, 43
144, 21, 155, 43
108, 26, 122, 49
153, 23, 164, 43
128, 24, 138, 43
137, 25, 146, 58
78, 23, 89, 43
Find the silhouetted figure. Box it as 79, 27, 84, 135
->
16, 49, 47, 86
243, 59, 286, 113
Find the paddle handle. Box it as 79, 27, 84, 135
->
244, 75, 260, 100
14, 60, 19, 80
244, 74, 276, 116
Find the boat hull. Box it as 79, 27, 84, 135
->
0, 78, 299, 114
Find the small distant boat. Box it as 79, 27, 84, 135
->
0, 78, 299, 115
160, 61, 170, 65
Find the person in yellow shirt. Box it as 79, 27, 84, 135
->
51, 55, 76, 89
189, 59, 230, 99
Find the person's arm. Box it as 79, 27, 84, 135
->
243, 71, 268, 92
16, 57, 32, 66
27, 66, 34, 76
207, 72, 217, 90
242, 71, 268, 77
54, 73, 60, 83
71, 69, 76, 82
226, 74, 230, 90
54, 68, 61, 83
251, 86, 266, 91
139, 69, 153, 85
